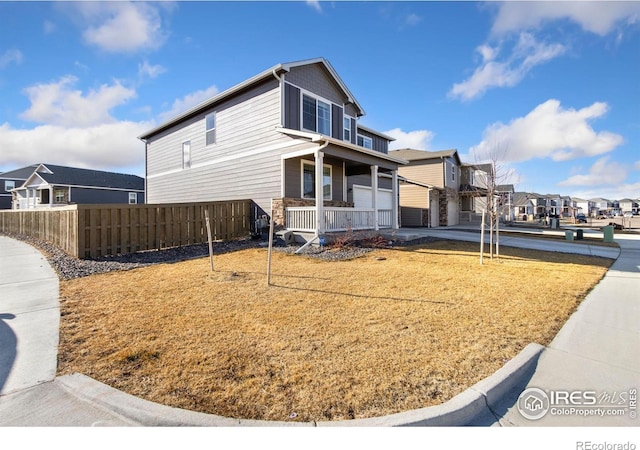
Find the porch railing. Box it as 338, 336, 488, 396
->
286, 207, 392, 232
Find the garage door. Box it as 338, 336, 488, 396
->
353, 185, 393, 209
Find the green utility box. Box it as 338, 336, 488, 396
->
602, 225, 615, 243
565, 230, 574, 241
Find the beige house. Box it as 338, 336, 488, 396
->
389, 149, 462, 227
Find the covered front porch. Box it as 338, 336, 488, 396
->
12, 185, 69, 210
274, 142, 403, 236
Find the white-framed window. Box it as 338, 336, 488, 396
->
54, 189, 65, 203
182, 141, 191, 169
129, 192, 137, 204
302, 94, 331, 135
301, 160, 332, 200
4, 180, 15, 191
357, 134, 373, 150
343, 116, 352, 142
451, 165, 456, 182
205, 112, 216, 146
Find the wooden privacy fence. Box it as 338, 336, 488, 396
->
0, 200, 252, 259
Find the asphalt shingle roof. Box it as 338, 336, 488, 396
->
30, 164, 144, 190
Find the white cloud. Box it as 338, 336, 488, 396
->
384, 128, 435, 151
159, 85, 219, 122
491, 2, 640, 36
0, 121, 151, 175
558, 156, 628, 187
19, 76, 136, 127
449, 33, 566, 101
306, 1, 322, 13
138, 60, 167, 80
74, 2, 167, 53
469, 99, 624, 163
567, 181, 640, 203
0, 49, 23, 69
404, 13, 422, 27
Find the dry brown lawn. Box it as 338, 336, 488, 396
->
57, 240, 612, 422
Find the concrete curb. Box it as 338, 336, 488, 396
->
58, 342, 544, 427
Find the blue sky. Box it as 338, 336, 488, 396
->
1, 1, 639, 201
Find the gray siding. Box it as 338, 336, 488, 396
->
356, 127, 389, 154
284, 83, 300, 130
284, 156, 345, 202
70, 187, 143, 204
284, 64, 345, 105
146, 79, 290, 213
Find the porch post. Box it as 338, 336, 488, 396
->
49, 186, 53, 207
371, 165, 378, 230
391, 169, 399, 229
315, 150, 325, 235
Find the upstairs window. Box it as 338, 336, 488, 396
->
4, 180, 15, 191
205, 112, 216, 146
357, 134, 373, 150
182, 141, 191, 169
302, 94, 331, 135
128, 192, 137, 204
451, 165, 456, 182
343, 116, 352, 142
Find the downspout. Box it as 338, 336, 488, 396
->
295, 139, 329, 254
273, 69, 284, 128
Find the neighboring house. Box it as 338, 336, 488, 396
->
496, 184, 515, 221
619, 198, 639, 214
11, 163, 145, 209
459, 162, 491, 215
528, 193, 547, 218
572, 197, 594, 216
388, 148, 461, 227
139, 58, 406, 241
0, 165, 38, 209
589, 198, 611, 217
512, 192, 536, 221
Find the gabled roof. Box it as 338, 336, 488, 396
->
512, 192, 535, 206
496, 184, 515, 193
139, 57, 365, 141
0, 164, 39, 180
18, 164, 144, 191
389, 148, 461, 165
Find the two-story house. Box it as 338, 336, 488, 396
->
618, 198, 638, 215
388, 148, 461, 227
139, 58, 406, 242
590, 198, 611, 217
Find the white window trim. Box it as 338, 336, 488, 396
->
182, 141, 191, 169
4, 180, 15, 191
301, 160, 332, 201
128, 192, 137, 204
357, 134, 373, 150
343, 115, 352, 142
205, 112, 216, 146
300, 90, 334, 136
54, 189, 65, 203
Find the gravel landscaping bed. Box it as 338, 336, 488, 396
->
2, 232, 442, 280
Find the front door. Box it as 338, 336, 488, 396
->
40, 189, 50, 205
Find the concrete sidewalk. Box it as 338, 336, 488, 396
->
0, 236, 135, 426
0, 229, 637, 426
